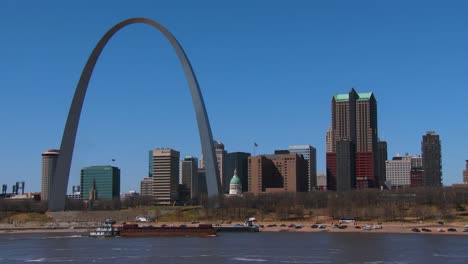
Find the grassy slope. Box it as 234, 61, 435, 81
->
0, 213, 51, 223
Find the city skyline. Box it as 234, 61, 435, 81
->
1, 1, 468, 192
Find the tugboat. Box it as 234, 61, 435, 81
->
89, 219, 118, 237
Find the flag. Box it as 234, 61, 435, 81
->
111, 159, 115, 162
254, 143, 258, 147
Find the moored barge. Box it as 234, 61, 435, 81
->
215, 220, 260, 232
119, 224, 217, 237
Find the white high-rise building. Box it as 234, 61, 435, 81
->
385, 155, 421, 189
288, 145, 317, 191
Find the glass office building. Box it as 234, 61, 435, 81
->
80, 166, 120, 200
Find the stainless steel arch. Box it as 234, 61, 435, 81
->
48, 18, 221, 211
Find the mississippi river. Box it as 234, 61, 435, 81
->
0, 232, 467, 263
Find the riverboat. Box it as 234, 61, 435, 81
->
89, 219, 118, 237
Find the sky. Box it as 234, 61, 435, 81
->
0, 0, 467, 193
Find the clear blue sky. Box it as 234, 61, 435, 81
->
1, 0, 467, 193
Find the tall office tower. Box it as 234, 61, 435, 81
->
197, 169, 207, 197
355, 92, 378, 188
326, 88, 379, 190
152, 148, 180, 205
247, 153, 308, 194
463, 160, 468, 184
327, 89, 356, 191
376, 141, 388, 188
422, 131, 442, 187
288, 145, 317, 191
181, 156, 199, 199
148, 150, 153, 177
199, 140, 226, 191
326, 128, 333, 153
326, 152, 337, 190
41, 149, 60, 201
336, 140, 356, 191
140, 177, 153, 196
80, 165, 120, 200
214, 141, 227, 191
225, 152, 251, 193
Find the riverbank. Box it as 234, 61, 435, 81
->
259, 221, 468, 235
1, 220, 467, 235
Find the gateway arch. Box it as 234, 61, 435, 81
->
49, 18, 221, 211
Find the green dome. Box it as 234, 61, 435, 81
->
230, 169, 242, 185
230, 176, 241, 185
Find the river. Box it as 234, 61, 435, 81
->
0, 232, 467, 263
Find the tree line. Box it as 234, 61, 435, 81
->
0, 187, 467, 222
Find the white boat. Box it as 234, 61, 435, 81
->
89, 219, 118, 237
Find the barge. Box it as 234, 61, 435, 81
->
119, 224, 217, 237
215, 220, 260, 232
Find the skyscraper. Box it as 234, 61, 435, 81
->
152, 148, 180, 205
181, 156, 199, 199
336, 140, 356, 191
148, 150, 153, 177
225, 152, 251, 193
326, 88, 379, 190
376, 141, 388, 188
422, 131, 442, 187
326, 128, 333, 153
200, 140, 226, 192
463, 160, 468, 184
41, 149, 60, 201
197, 168, 207, 197
80, 165, 120, 200
288, 145, 317, 191
355, 92, 378, 188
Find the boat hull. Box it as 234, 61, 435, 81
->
119, 225, 217, 237
216, 226, 259, 232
